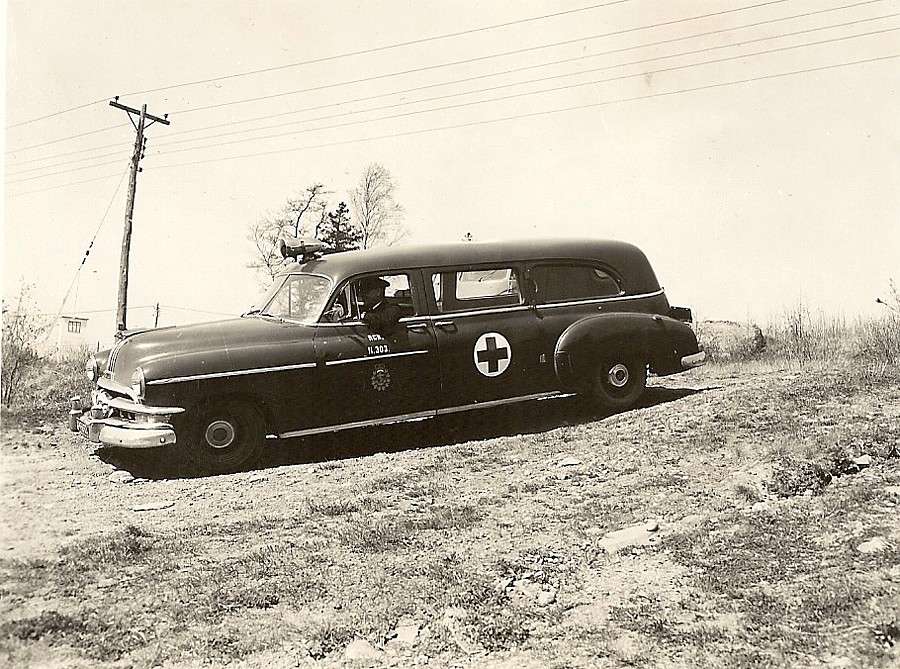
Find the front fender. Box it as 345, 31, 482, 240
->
553, 313, 701, 390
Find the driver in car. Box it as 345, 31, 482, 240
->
358, 276, 403, 334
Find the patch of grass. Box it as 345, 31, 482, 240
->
446, 578, 534, 652
306, 619, 358, 659
335, 505, 481, 552
768, 442, 856, 497
664, 504, 900, 665
306, 498, 362, 517
62, 523, 156, 565
3, 525, 163, 597
0, 609, 150, 661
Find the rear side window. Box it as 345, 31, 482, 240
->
531, 264, 622, 302
432, 267, 523, 312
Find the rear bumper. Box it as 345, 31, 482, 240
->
681, 351, 707, 369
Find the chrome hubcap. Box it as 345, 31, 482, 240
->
205, 420, 236, 449
607, 363, 630, 388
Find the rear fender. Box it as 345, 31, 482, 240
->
553, 313, 699, 390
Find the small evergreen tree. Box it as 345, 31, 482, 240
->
316, 202, 362, 253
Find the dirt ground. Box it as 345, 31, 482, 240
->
1, 363, 899, 668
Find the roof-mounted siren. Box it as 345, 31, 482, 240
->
279, 236, 326, 262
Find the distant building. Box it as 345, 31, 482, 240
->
57, 315, 89, 353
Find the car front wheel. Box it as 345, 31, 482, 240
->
191, 400, 264, 474
590, 356, 647, 412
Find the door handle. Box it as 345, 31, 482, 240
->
406, 322, 428, 332
434, 320, 455, 328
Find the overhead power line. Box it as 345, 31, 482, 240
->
5, 157, 127, 185
117, 0, 632, 98
8, 51, 897, 197
10, 1, 890, 175
6, 0, 881, 171
4, 123, 127, 155
148, 25, 900, 159
52, 164, 131, 325
5, 171, 129, 198
6, 147, 130, 178
151, 13, 898, 153
148, 53, 900, 172
157, 0, 892, 140
171, 0, 797, 116
5, 0, 631, 129
5, 99, 108, 130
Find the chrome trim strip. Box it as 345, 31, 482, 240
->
277, 410, 436, 439
535, 288, 665, 310
147, 362, 317, 385
436, 391, 573, 415
107, 338, 127, 373
324, 350, 431, 366
316, 317, 428, 328
274, 391, 576, 439
313, 289, 663, 325
427, 304, 532, 319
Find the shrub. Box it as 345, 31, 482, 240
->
765, 306, 848, 364
857, 280, 900, 365
1, 286, 50, 408
3, 345, 93, 424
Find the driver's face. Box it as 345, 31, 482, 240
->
361, 287, 383, 308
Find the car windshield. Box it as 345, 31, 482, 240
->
247, 273, 332, 323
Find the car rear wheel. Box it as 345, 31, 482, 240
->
590, 356, 647, 412
191, 400, 264, 474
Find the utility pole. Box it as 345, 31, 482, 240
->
110, 98, 170, 335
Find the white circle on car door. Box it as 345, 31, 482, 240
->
473, 332, 511, 377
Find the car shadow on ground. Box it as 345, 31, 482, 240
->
97, 385, 705, 480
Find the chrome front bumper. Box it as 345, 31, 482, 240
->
69, 393, 183, 449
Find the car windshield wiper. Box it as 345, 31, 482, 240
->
242, 309, 278, 319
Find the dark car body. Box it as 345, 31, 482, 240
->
70, 238, 705, 473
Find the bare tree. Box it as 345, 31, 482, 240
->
1, 284, 49, 407
350, 164, 407, 249
247, 184, 329, 283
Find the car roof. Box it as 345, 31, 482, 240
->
280, 238, 661, 295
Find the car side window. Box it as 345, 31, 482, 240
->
431, 267, 523, 312
531, 264, 623, 302
323, 273, 416, 322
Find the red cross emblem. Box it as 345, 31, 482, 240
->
473, 332, 511, 377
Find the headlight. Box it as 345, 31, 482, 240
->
85, 355, 99, 382
131, 367, 146, 400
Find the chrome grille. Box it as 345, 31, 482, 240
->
107, 338, 127, 374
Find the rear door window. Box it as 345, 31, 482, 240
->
531, 264, 622, 303
432, 267, 523, 312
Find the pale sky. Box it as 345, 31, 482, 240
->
4, 0, 899, 349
